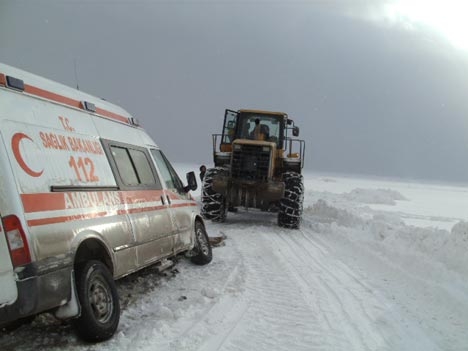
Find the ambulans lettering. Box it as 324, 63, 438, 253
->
64, 191, 120, 209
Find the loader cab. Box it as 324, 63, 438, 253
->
221, 109, 286, 148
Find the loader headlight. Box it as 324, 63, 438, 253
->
233, 144, 242, 150
262, 146, 270, 152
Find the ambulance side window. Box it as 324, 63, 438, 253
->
128, 149, 155, 185
105, 141, 162, 190
150, 149, 183, 192
111, 146, 139, 185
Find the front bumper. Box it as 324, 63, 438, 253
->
213, 176, 285, 208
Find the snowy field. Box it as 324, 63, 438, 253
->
1, 164, 468, 351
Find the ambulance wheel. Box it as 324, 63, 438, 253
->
73, 260, 120, 342
190, 221, 213, 265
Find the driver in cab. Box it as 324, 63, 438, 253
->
250, 118, 269, 141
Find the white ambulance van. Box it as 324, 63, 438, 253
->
0, 63, 212, 342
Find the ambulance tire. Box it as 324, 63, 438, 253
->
190, 221, 213, 265
201, 167, 227, 222
73, 260, 120, 342
278, 172, 304, 229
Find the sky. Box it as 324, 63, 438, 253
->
1, 0, 468, 183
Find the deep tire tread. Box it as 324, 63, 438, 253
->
201, 167, 227, 222
278, 172, 304, 229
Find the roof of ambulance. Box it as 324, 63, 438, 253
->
0, 62, 133, 119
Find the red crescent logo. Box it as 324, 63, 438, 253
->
11, 133, 44, 177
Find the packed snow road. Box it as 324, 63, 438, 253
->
1, 172, 468, 350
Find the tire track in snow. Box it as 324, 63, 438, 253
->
180, 224, 344, 351
272, 228, 389, 350
167, 259, 250, 351
302, 217, 466, 351
212, 227, 334, 351
272, 219, 439, 351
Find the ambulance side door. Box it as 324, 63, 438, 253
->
150, 149, 194, 250
104, 141, 175, 268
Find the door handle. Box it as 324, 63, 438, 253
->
166, 195, 171, 205
160, 196, 165, 205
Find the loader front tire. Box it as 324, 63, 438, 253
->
278, 172, 304, 229
201, 167, 227, 222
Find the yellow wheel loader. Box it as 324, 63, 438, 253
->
201, 109, 305, 229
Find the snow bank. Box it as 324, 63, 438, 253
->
344, 188, 408, 205
304, 199, 468, 278
449, 221, 468, 244
438, 221, 468, 276
304, 199, 364, 228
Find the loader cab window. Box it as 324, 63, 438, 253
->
222, 110, 238, 144
238, 113, 283, 147
151, 149, 184, 193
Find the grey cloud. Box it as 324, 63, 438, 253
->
1, 0, 468, 182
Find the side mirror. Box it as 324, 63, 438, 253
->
292, 126, 300, 137
184, 171, 198, 192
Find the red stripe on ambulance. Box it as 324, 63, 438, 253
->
27, 212, 108, 227
21, 190, 197, 227
21, 190, 168, 213
24, 84, 129, 123
1, 70, 130, 124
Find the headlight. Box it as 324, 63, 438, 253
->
233, 144, 242, 150
262, 146, 270, 152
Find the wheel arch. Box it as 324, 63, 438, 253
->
73, 237, 114, 276
194, 214, 206, 226
55, 235, 114, 321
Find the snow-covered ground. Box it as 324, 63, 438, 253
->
1, 165, 468, 351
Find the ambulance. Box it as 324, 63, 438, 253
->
0, 63, 212, 341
